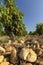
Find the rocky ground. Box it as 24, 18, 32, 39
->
0, 35, 43, 65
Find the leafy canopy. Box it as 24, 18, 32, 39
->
0, 0, 27, 39
36, 23, 43, 35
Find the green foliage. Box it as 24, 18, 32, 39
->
29, 31, 37, 35
4, 0, 15, 6
29, 23, 43, 35
0, 0, 27, 40
0, 23, 5, 36
0, 1, 2, 5
36, 23, 43, 35
29, 31, 33, 35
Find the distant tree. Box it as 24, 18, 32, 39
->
29, 31, 33, 35
0, 0, 27, 41
36, 23, 43, 35
32, 31, 38, 35
29, 23, 43, 35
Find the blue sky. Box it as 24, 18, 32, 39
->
1, 0, 43, 32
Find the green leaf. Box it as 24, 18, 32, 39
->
0, 2, 2, 5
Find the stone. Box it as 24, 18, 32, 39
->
25, 63, 32, 65
39, 61, 43, 65
0, 55, 4, 63
19, 47, 37, 62
27, 49, 37, 62
10, 47, 17, 64
0, 46, 5, 53
20, 39, 24, 44
37, 57, 43, 65
20, 62, 32, 65
6, 46, 13, 52
3, 58, 7, 62
0, 61, 9, 65
40, 45, 43, 49
38, 50, 42, 56
19, 47, 29, 60
35, 49, 43, 56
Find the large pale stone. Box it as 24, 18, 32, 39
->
19, 47, 37, 62
19, 48, 29, 60
27, 49, 37, 62
10, 47, 17, 64
0, 55, 4, 63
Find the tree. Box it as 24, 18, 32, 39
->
29, 23, 43, 35
29, 31, 33, 35
0, 0, 27, 41
36, 23, 43, 35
